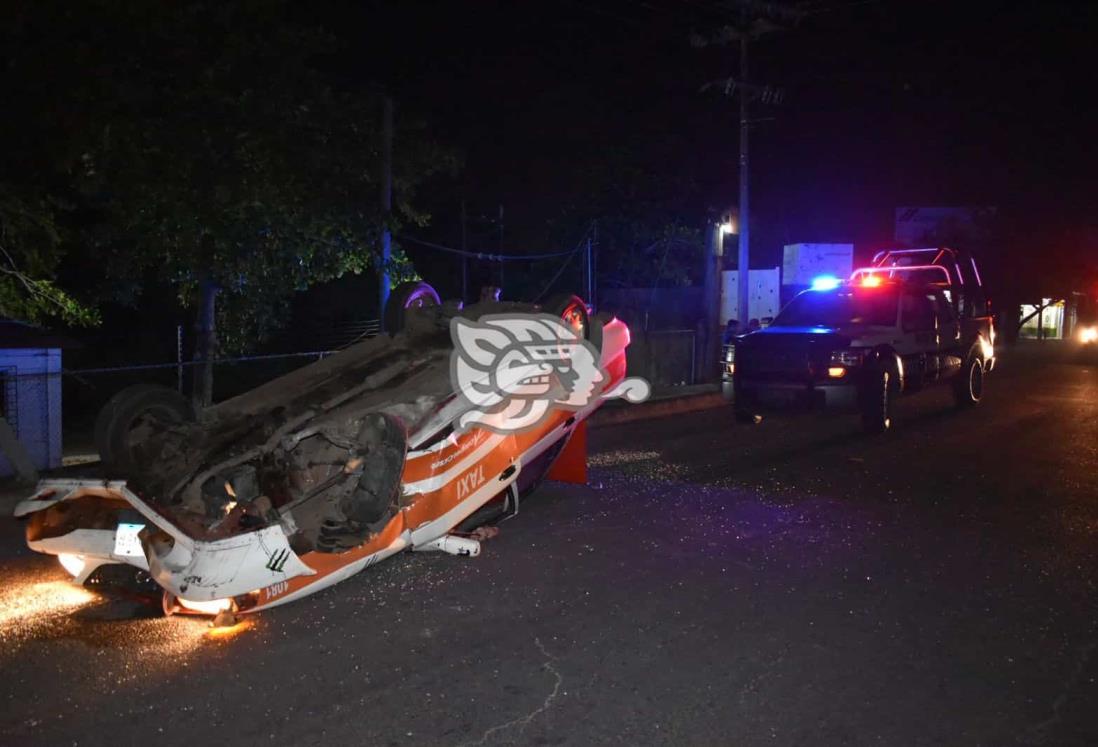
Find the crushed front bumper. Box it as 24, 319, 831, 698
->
15, 480, 315, 604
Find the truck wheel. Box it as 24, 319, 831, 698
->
384, 281, 441, 334
95, 384, 195, 474
860, 368, 897, 433
953, 354, 984, 408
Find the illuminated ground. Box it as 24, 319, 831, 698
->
2, 345, 1097, 746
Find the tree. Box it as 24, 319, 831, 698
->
541, 139, 706, 295
74, 2, 455, 351
0, 189, 99, 326
3, 1, 458, 403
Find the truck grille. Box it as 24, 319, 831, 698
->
737, 342, 816, 380
744, 349, 809, 375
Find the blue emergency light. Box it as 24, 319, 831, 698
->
810, 275, 841, 291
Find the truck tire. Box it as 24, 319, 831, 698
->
953, 352, 985, 408
384, 281, 441, 334
95, 384, 195, 474
860, 366, 898, 433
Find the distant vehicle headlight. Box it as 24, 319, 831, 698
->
1079, 326, 1098, 344
829, 349, 865, 367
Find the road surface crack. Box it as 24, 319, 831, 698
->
461, 637, 563, 746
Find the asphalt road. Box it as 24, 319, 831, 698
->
2, 346, 1097, 746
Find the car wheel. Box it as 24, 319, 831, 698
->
543, 293, 590, 339
95, 384, 195, 474
384, 281, 441, 334
860, 367, 896, 433
953, 354, 984, 408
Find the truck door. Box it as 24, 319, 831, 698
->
931, 289, 964, 377
899, 290, 938, 387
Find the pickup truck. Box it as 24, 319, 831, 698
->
721, 250, 995, 432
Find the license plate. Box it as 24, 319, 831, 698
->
113, 523, 146, 558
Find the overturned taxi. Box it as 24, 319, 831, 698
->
15, 286, 641, 621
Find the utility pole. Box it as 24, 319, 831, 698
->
737, 23, 751, 333
460, 199, 468, 303
702, 221, 721, 379
585, 234, 593, 303
497, 204, 505, 296
694, 1, 799, 332
591, 221, 599, 310
379, 96, 393, 329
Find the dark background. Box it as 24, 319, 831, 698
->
333, 0, 1098, 280
8, 0, 1098, 393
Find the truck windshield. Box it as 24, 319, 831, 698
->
774, 289, 898, 328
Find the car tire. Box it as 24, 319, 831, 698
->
95, 384, 195, 474
860, 366, 897, 433
344, 413, 406, 526
543, 293, 590, 339
953, 353, 984, 408
384, 281, 441, 334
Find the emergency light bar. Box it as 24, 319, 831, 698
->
871, 247, 946, 264
849, 264, 954, 285
869, 247, 984, 288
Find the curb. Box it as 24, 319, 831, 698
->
590, 386, 727, 428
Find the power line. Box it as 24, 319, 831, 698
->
396, 235, 579, 262
533, 224, 598, 302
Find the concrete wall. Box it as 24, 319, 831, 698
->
0, 348, 62, 476
720, 268, 781, 325
781, 243, 854, 287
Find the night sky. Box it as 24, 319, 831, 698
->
334, 0, 1097, 268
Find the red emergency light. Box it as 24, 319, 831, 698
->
849, 264, 953, 286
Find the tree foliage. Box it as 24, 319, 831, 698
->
2, 0, 457, 349
544, 139, 706, 292
0, 189, 100, 326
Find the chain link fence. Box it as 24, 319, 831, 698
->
1, 321, 384, 477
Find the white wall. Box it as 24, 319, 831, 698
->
782, 243, 854, 286
721, 268, 781, 325
0, 348, 62, 477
